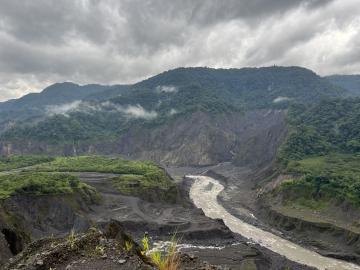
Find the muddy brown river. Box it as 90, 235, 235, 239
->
188, 175, 360, 270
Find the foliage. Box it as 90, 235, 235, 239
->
30, 156, 177, 203
124, 240, 133, 251
278, 98, 360, 208
278, 126, 331, 163
67, 229, 77, 249
326, 74, 360, 96
0, 66, 344, 144
110, 173, 177, 203
0, 172, 96, 199
32, 156, 168, 175
141, 234, 180, 270
94, 245, 105, 256
280, 154, 360, 207
141, 235, 150, 255
0, 155, 54, 171
1, 112, 123, 143
279, 98, 360, 163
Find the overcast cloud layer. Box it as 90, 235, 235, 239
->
0, 0, 359, 101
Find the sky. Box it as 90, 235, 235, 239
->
0, 0, 359, 101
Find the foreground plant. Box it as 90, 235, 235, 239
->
141, 234, 180, 270
67, 229, 77, 249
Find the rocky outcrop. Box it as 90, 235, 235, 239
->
2, 193, 97, 239
3, 220, 152, 270
3, 219, 315, 270
0, 232, 12, 266
3, 220, 221, 270
0, 190, 100, 268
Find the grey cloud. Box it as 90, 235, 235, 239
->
0, 0, 358, 101
0, 0, 111, 45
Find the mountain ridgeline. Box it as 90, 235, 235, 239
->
1, 66, 360, 268
325, 75, 360, 96
0, 66, 350, 166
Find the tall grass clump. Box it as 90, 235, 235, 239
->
141, 234, 180, 270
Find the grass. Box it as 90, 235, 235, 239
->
110, 173, 177, 203
31, 156, 164, 175
0, 155, 177, 203
141, 234, 180, 270
31, 156, 178, 203
286, 153, 360, 176
280, 153, 360, 208
0, 172, 98, 200
0, 155, 54, 171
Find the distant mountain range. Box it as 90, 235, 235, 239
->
325, 74, 360, 96
0, 66, 358, 166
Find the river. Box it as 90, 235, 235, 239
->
188, 175, 360, 270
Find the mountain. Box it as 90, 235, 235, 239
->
279, 97, 360, 161
133, 66, 344, 109
325, 74, 360, 96
0, 82, 129, 135
0, 66, 346, 166
0, 82, 109, 111
1, 66, 360, 268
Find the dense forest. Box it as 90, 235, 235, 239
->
325, 75, 360, 96
0, 66, 344, 144
279, 98, 360, 162
278, 97, 360, 208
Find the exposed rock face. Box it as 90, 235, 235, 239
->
2, 193, 94, 240
2, 220, 153, 270
0, 233, 12, 266
3, 220, 315, 270
0, 191, 97, 267
0, 110, 287, 167
258, 201, 360, 264
116, 110, 287, 167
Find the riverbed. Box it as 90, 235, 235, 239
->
188, 175, 360, 270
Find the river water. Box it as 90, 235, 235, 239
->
188, 175, 360, 270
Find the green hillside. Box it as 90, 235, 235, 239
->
278, 97, 360, 208
0, 66, 345, 144
326, 75, 360, 96
279, 98, 360, 162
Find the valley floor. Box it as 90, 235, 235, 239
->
166, 162, 360, 268
2, 158, 359, 269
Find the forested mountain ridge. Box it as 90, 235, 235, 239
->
0, 66, 345, 113
279, 97, 360, 162
272, 97, 360, 216
132, 66, 345, 109
0, 66, 349, 166
0, 82, 120, 111
325, 74, 360, 96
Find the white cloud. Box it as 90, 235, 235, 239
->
45, 100, 82, 116
155, 85, 178, 93
273, 96, 291, 103
117, 104, 158, 120
45, 100, 158, 120
169, 108, 178, 115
